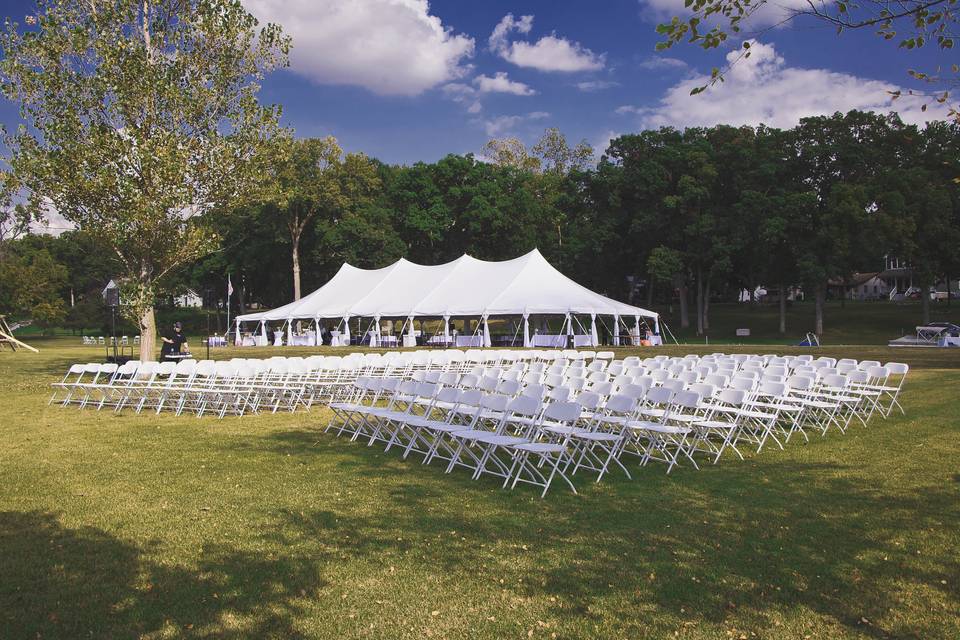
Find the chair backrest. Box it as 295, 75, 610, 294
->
496, 379, 521, 396
547, 386, 572, 402
480, 393, 509, 412
619, 383, 648, 400
787, 375, 814, 391
716, 388, 745, 406
577, 390, 602, 411
689, 383, 716, 400
521, 383, 546, 399
604, 394, 636, 414
885, 362, 909, 375
673, 390, 702, 409
542, 401, 582, 423
644, 386, 674, 405
822, 374, 848, 389
506, 394, 541, 417
435, 387, 460, 404
662, 379, 685, 392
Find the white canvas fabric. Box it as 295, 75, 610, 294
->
237, 249, 656, 323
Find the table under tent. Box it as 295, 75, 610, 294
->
235, 249, 660, 348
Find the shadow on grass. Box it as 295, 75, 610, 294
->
0, 511, 325, 639
237, 426, 959, 638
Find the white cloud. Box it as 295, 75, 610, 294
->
638, 56, 688, 70
442, 71, 535, 113
625, 40, 950, 129
482, 111, 550, 137
489, 14, 605, 72
245, 0, 475, 96
638, 0, 810, 29
576, 80, 619, 92
474, 72, 537, 96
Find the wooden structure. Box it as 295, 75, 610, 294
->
0, 315, 39, 353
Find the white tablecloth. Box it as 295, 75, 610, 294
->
532, 334, 567, 347
456, 335, 483, 347
290, 334, 313, 346
941, 336, 960, 347
379, 336, 398, 347
242, 336, 256, 347
273, 330, 284, 347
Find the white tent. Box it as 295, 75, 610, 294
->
236, 249, 658, 346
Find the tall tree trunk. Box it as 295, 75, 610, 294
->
292, 238, 302, 301
237, 283, 246, 316
814, 283, 825, 337
921, 281, 931, 324
678, 285, 690, 329
695, 266, 704, 336
778, 283, 787, 334
703, 279, 711, 332
139, 306, 156, 361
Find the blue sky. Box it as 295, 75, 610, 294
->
1, 0, 954, 166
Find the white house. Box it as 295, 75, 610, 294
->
174, 288, 203, 308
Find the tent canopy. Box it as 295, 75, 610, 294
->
237, 249, 657, 323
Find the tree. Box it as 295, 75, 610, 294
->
655, 0, 958, 118
0, 0, 290, 359
482, 137, 541, 172
0, 239, 68, 331
262, 136, 380, 300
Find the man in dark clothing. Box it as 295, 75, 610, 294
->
160, 321, 189, 362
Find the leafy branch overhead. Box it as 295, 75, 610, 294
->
0, 0, 290, 358
656, 0, 958, 117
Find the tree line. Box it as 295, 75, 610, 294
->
188, 112, 960, 336
2, 112, 959, 340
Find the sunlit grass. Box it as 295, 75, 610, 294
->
1, 340, 958, 638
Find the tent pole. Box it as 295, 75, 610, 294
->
314, 317, 320, 346
260, 320, 267, 345
286, 318, 292, 346
654, 316, 660, 337
523, 314, 530, 348
235, 318, 241, 346
443, 316, 450, 347
634, 316, 640, 346
590, 313, 598, 347
343, 315, 351, 347
407, 316, 415, 347
483, 315, 491, 348
613, 314, 620, 346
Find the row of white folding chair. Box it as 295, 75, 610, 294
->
326, 378, 586, 496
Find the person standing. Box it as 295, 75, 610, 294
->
160, 321, 189, 362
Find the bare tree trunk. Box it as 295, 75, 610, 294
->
237, 282, 246, 316
678, 285, 689, 329
814, 283, 824, 337
921, 282, 931, 324
292, 239, 302, 301
139, 306, 156, 361
703, 279, 711, 332
778, 283, 787, 334
695, 266, 704, 336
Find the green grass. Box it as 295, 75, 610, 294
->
651, 300, 958, 345
1, 339, 959, 639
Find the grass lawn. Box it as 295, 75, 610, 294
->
650, 300, 958, 345
1, 339, 959, 639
